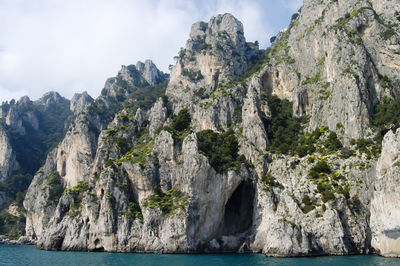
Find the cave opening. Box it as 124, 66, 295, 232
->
221, 179, 255, 236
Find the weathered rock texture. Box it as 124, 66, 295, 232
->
370, 128, 400, 257
70, 92, 94, 114
22, 0, 400, 259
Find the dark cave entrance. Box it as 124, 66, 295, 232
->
221, 179, 255, 236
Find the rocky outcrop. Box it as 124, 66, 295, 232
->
70, 92, 94, 114
0, 128, 19, 182
260, 0, 400, 140
167, 13, 257, 111
136, 60, 168, 86
370, 128, 400, 257
0, 235, 36, 245
22, 0, 400, 259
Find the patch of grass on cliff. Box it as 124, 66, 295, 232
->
143, 188, 188, 216
197, 128, 246, 173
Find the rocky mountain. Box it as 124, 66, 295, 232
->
2, 0, 398, 258
0, 91, 81, 237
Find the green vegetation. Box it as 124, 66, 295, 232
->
351, 138, 380, 159
307, 159, 350, 203
194, 42, 211, 53
261, 173, 283, 191
308, 159, 332, 179
233, 105, 242, 124
164, 108, 192, 146
379, 75, 394, 90
261, 97, 344, 157
324, 132, 343, 153
373, 97, 400, 143
317, 182, 335, 203
66, 181, 90, 215
294, 128, 323, 157
262, 95, 306, 154
301, 195, 316, 213
197, 128, 246, 173
340, 147, 354, 159
331, 7, 370, 31
116, 137, 129, 154
170, 108, 191, 132
181, 69, 203, 81
301, 74, 321, 86
119, 202, 143, 222
0, 210, 25, 239
113, 130, 153, 170
380, 29, 396, 40
45, 171, 64, 206
0, 94, 73, 208
143, 188, 188, 215
92, 78, 168, 124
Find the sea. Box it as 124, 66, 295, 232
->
0, 245, 399, 266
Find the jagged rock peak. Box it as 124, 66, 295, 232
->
70, 91, 94, 114
118, 60, 166, 87
187, 13, 245, 52
37, 91, 68, 109
17, 96, 31, 105
135, 59, 167, 86
102, 61, 167, 99
167, 13, 257, 100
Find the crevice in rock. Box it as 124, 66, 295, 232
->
261, 71, 273, 96
221, 178, 255, 236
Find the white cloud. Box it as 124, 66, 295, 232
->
0, 0, 299, 102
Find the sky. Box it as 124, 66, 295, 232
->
0, 0, 303, 103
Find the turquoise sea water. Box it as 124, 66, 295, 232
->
0, 245, 399, 266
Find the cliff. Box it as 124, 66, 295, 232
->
15, 0, 400, 258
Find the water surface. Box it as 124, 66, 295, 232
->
0, 245, 398, 265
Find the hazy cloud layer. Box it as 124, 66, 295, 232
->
0, 0, 303, 102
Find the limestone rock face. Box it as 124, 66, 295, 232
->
70, 92, 94, 114
370, 128, 400, 257
167, 13, 257, 110
22, 0, 400, 258
24, 149, 59, 238
0, 128, 19, 181
261, 0, 400, 140
136, 60, 168, 86
38, 92, 65, 111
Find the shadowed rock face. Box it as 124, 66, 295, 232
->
221, 179, 255, 236
21, 0, 400, 258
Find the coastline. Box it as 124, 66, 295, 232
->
1, 237, 396, 260
0, 235, 36, 246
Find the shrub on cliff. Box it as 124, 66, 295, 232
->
197, 128, 245, 173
